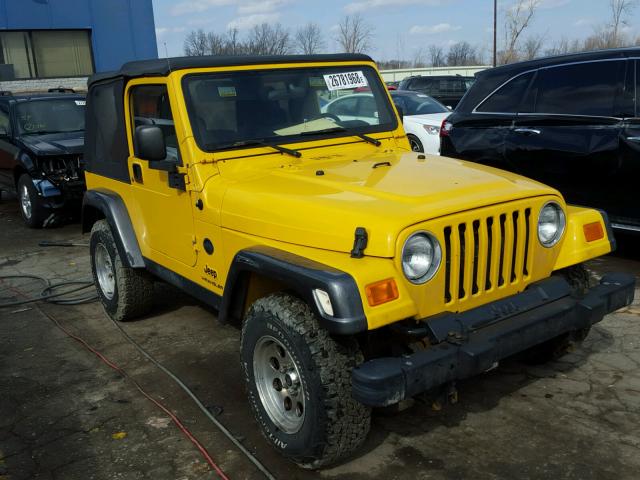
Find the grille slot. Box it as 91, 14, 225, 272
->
444, 207, 533, 305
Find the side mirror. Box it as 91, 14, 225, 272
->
396, 106, 404, 123
134, 125, 166, 162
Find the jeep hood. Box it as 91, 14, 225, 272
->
220, 152, 556, 258
18, 132, 84, 157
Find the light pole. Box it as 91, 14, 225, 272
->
493, 0, 497, 67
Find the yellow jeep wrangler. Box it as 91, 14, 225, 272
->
81, 54, 635, 468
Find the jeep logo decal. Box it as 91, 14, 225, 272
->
204, 265, 217, 278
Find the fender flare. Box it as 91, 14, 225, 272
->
81, 189, 145, 268
220, 246, 368, 335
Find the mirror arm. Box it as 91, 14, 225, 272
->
148, 159, 178, 172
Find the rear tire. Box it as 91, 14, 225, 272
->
407, 134, 424, 152
521, 264, 592, 364
17, 174, 50, 228
241, 293, 371, 469
90, 220, 154, 321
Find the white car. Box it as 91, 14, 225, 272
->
321, 91, 450, 155
320, 92, 380, 125
390, 90, 451, 155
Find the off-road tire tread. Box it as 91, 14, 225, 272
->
242, 293, 371, 469
91, 220, 154, 321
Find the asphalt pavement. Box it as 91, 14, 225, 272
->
1, 195, 639, 480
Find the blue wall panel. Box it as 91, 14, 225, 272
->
0, 0, 158, 73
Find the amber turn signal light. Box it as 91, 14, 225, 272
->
365, 278, 399, 307
583, 222, 604, 242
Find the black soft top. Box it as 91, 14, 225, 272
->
88, 53, 374, 87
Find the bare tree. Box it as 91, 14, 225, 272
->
608, 0, 637, 47
336, 14, 374, 53
427, 45, 446, 67
502, 0, 542, 64
247, 23, 292, 55
520, 35, 544, 60
412, 47, 427, 68
184, 29, 210, 56
294, 22, 325, 54
447, 42, 479, 66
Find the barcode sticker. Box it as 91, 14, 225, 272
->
323, 71, 368, 91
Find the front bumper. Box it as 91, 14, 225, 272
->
352, 273, 636, 407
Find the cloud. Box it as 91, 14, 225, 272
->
227, 13, 281, 30
344, 0, 447, 14
155, 26, 186, 36
409, 23, 461, 35
170, 0, 234, 16
539, 0, 571, 8
573, 18, 591, 27
238, 0, 290, 15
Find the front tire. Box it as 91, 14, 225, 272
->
90, 220, 154, 321
17, 174, 50, 228
241, 293, 371, 468
521, 264, 592, 364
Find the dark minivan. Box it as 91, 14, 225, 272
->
399, 75, 474, 108
440, 48, 640, 233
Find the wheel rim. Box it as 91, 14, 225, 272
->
409, 137, 422, 152
20, 184, 32, 219
253, 336, 306, 434
94, 243, 116, 300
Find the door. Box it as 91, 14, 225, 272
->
0, 104, 18, 191
126, 82, 197, 267
445, 72, 536, 165
618, 59, 640, 228
505, 60, 626, 211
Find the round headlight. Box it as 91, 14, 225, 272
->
402, 232, 442, 284
538, 201, 566, 247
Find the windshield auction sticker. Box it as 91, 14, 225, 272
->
323, 71, 368, 91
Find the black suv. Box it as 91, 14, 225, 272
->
0, 91, 85, 227
398, 75, 474, 108
441, 48, 640, 233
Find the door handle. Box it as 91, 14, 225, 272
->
626, 136, 640, 142
514, 128, 541, 135
132, 163, 143, 183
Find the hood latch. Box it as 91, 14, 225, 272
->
350, 227, 368, 259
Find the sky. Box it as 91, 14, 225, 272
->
151, 0, 640, 62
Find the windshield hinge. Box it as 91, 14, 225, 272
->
168, 172, 187, 191
350, 227, 369, 259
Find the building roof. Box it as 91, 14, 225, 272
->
88, 53, 375, 87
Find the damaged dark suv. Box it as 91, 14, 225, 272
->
0, 91, 85, 227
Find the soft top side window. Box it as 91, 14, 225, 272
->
0, 105, 10, 135
130, 84, 179, 162
476, 71, 535, 114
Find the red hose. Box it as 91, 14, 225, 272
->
38, 305, 230, 480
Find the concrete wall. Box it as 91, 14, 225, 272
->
0, 0, 158, 73
380, 65, 489, 82
0, 77, 87, 93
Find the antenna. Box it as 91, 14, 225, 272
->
164, 42, 173, 74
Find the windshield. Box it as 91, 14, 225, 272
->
16, 98, 85, 135
391, 93, 449, 116
183, 65, 397, 152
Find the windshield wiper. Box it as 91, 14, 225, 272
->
300, 127, 381, 146
22, 130, 63, 135
211, 139, 301, 158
